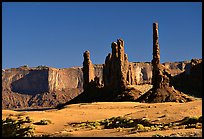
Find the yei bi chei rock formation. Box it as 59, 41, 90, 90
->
103, 39, 142, 101
59, 22, 195, 107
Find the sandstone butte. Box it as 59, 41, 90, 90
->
2, 23, 202, 110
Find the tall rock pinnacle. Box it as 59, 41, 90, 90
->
82, 51, 95, 90
152, 22, 160, 65
151, 22, 170, 89
136, 22, 194, 103
152, 22, 162, 89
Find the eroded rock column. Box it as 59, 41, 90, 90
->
82, 51, 95, 90
151, 22, 172, 89
152, 22, 161, 89
103, 38, 129, 91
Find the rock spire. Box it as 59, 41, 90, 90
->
82, 51, 95, 90
136, 22, 194, 103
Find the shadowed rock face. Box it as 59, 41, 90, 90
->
11, 69, 49, 95
172, 59, 202, 97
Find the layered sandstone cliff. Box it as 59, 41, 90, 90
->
2, 66, 83, 93
2, 66, 83, 109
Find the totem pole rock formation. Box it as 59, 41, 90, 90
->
152, 22, 161, 88
151, 22, 172, 89
103, 39, 130, 91
101, 38, 142, 101
82, 51, 95, 90
136, 22, 194, 103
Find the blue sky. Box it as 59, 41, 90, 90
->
2, 2, 202, 69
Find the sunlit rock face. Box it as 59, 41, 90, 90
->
2, 66, 83, 109
82, 50, 95, 90
103, 39, 130, 91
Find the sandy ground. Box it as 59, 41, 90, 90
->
2, 99, 202, 137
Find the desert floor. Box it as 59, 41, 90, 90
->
2, 98, 202, 137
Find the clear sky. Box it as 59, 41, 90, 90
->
2, 2, 202, 69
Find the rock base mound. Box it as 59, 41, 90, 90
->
136, 86, 194, 103
113, 87, 143, 101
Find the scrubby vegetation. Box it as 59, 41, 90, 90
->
180, 116, 201, 125
70, 115, 202, 133
2, 116, 35, 137
100, 116, 152, 129
73, 116, 136, 129
70, 116, 155, 131
2, 115, 54, 137
33, 119, 52, 125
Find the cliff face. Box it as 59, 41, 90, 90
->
10, 69, 49, 95
3, 62, 189, 95
172, 59, 202, 97
2, 67, 83, 109
48, 67, 83, 91
2, 67, 83, 94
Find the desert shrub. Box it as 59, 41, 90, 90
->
33, 119, 52, 125
139, 118, 152, 126
150, 125, 157, 131
181, 116, 200, 125
2, 117, 35, 137
198, 116, 202, 123
163, 126, 169, 130
101, 116, 136, 129
76, 116, 152, 130
144, 126, 151, 131
79, 121, 101, 129
24, 116, 33, 123
136, 124, 145, 131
